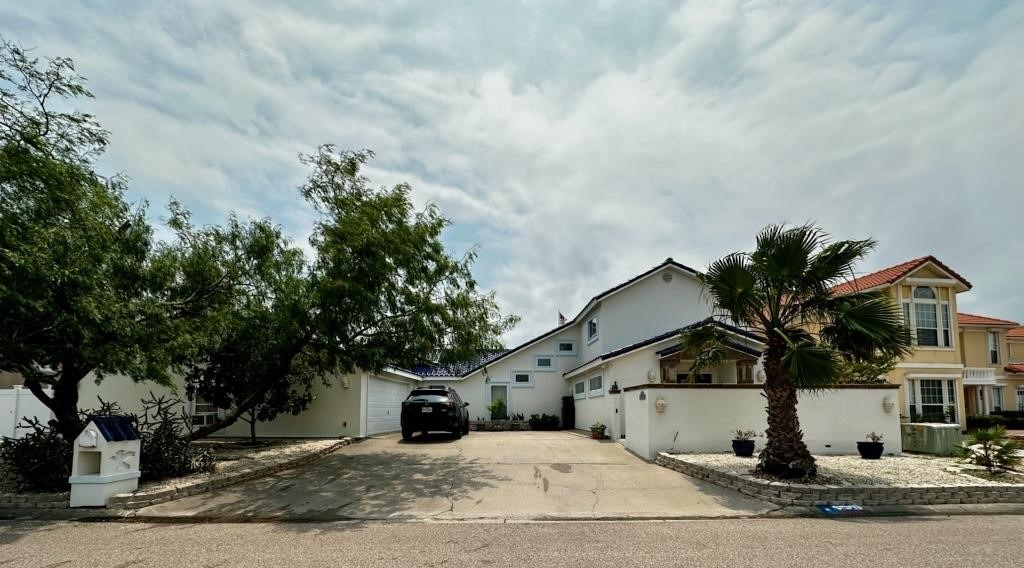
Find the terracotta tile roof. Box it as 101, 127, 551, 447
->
1008, 327, 1024, 340
831, 255, 972, 296
957, 313, 1019, 327
1005, 364, 1024, 374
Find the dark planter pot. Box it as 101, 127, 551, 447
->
731, 439, 755, 457
857, 441, 884, 460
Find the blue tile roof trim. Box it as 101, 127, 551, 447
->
412, 349, 509, 377
86, 415, 141, 442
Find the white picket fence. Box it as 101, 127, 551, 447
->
0, 386, 54, 439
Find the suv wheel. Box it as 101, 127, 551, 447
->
402, 429, 413, 441
452, 428, 462, 440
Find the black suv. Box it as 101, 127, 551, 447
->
401, 386, 470, 440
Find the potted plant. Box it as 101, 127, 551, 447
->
590, 421, 607, 439
731, 430, 758, 457
857, 432, 884, 459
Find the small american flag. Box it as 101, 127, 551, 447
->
558, 312, 566, 326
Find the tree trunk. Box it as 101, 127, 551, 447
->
249, 412, 257, 444
757, 335, 817, 478
23, 367, 89, 441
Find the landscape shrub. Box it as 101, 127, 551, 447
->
0, 417, 72, 492
958, 426, 1022, 474
487, 398, 508, 421
991, 411, 1024, 429
967, 414, 1006, 431
0, 394, 214, 492
528, 413, 560, 431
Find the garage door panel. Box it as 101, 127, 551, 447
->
366, 377, 410, 435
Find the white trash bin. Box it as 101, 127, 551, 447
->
69, 416, 141, 508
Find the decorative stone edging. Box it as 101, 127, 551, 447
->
0, 491, 70, 510
107, 438, 353, 509
0, 438, 353, 512
657, 453, 1024, 506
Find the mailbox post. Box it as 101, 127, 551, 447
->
69, 416, 142, 508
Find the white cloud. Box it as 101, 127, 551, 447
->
3, 0, 1023, 345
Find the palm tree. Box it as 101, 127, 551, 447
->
682, 224, 912, 478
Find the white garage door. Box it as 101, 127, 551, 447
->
366, 377, 410, 435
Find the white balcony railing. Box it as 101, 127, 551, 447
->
963, 367, 997, 385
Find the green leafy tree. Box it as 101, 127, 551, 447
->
0, 41, 227, 440
184, 147, 518, 439
682, 224, 912, 478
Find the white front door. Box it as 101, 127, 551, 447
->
366, 377, 409, 435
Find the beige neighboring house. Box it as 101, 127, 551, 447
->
957, 313, 1020, 417
832, 256, 972, 427
1001, 327, 1024, 412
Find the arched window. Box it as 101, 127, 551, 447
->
913, 286, 936, 300
903, 286, 950, 347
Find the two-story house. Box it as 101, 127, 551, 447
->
833, 256, 972, 428
957, 313, 1020, 417
1005, 327, 1024, 412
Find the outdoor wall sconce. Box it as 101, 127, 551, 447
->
639, 391, 647, 401
882, 397, 895, 413
655, 397, 667, 413
341, 376, 350, 389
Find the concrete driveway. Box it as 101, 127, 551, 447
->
136, 431, 774, 521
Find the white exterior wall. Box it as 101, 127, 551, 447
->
78, 373, 183, 416
0, 386, 54, 438
217, 373, 368, 438
599, 268, 711, 352
449, 329, 582, 420
623, 386, 903, 460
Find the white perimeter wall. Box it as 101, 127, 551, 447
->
623, 386, 903, 460
0, 386, 54, 438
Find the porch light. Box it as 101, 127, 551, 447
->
882, 397, 895, 413
655, 397, 667, 413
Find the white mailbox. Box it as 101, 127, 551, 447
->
69, 416, 141, 508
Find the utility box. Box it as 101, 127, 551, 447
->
901, 423, 963, 456
69, 416, 141, 508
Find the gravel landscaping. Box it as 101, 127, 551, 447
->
680, 453, 1024, 487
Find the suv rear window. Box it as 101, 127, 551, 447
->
409, 389, 449, 398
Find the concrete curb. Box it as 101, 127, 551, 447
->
657, 453, 1024, 507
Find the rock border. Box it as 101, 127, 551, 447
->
657, 453, 1024, 506
0, 438, 353, 511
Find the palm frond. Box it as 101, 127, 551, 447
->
750, 223, 823, 290
781, 340, 841, 391
819, 291, 912, 361
804, 238, 876, 291
678, 324, 733, 378
700, 253, 759, 326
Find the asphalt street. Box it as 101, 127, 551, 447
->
2, 515, 1022, 567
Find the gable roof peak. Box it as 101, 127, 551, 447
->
832, 255, 971, 296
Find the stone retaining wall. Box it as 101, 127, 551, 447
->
0, 438, 352, 511
657, 453, 1024, 506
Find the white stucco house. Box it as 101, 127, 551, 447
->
58, 257, 901, 458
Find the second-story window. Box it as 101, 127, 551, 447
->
587, 315, 599, 344
989, 331, 1000, 364
903, 286, 951, 348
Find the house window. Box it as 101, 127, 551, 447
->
587, 316, 599, 344
588, 375, 603, 397
675, 373, 712, 384
736, 361, 754, 384
989, 332, 1000, 364
534, 355, 554, 371
556, 340, 577, 356
190, 395, 219, 427
993, 387, 1004, 412
903, 287, 951, 348
512, 371, 533, 387
573, 380, 586, 400
1017, 388, 1024, 412
907, 378, 958, 423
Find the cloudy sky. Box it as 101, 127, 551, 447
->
4, 1, 1022, 345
